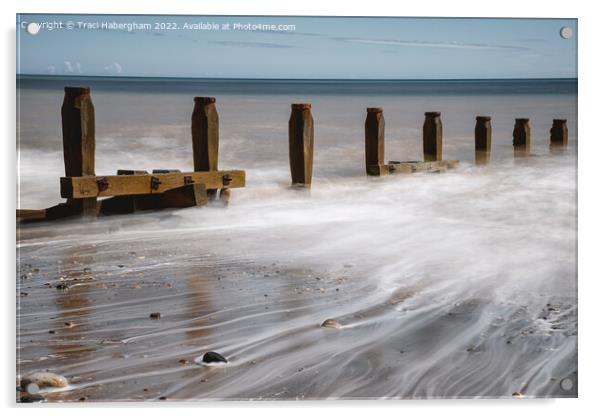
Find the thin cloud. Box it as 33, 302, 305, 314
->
334, 36, 529, 52
209, 40, 293, 49
63, 61, 82, 73
103, 62, 123, 74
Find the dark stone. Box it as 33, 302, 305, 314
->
202, 351, 228, 364
149, 312, 161, 320
19, 394, 45, 403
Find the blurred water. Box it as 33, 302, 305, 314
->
16, 77, 577, 400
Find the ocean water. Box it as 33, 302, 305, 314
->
16, 77, 577, 400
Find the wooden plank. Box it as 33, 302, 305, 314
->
117, 169, 148, 175
17, 209, 46, 221
163, 183, 208, 208
99, 196, 137, 215
99, 184, 208, 214
367, 160, 459, 176
61, 170, 245, 199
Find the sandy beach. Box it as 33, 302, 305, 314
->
16, 78, 577, 400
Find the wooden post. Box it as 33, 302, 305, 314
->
423, 112, 442, 162
289, 103, 314, 187
192, 97, 219, 199
61, 86, 96, 216
550, 119, 568, 150
513, 118, 531, 157
365, 107, 385, 175
475, 116, 492, 165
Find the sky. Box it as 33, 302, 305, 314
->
16, 14, 577, 79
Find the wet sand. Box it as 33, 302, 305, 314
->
17, 157, 577, 401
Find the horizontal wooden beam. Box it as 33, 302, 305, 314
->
367, 160, 459, 176
61, 170, 245, 199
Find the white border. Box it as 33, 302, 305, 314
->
3, 1, 600, 415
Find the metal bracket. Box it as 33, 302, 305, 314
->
222, 174, 233, 187
184, 176, 194, 185
96, 177, 109, 192
150, 176, 162, 191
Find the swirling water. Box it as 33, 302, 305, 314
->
16, 78, 577, 400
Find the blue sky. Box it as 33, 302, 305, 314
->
16, 15, 577, 79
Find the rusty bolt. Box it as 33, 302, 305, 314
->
184, 176, 194, 185
222, 174, 232, 186
96, 177, 109, 192
150, 176, 162, 191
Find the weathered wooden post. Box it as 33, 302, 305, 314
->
475, 116, 492, 165
550, 119, 568, 150
365, 107, 385, 175
513, 118, 531, 157
423, 112, 442, 162
61, 86, 96, 216
289, 103, 314, 187
192, 97, 219, 199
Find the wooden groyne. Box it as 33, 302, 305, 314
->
365, 109, 459, 176
17, 87, 246, 222
16, 87, 571, 222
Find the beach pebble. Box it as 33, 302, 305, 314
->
512, 391, 523, 397
20, 372, 68, 389
149, 312, 161, 320
201, 351, 228, 364
321, 319, 342, 329
19, 394, 45, 403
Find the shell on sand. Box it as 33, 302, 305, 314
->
19, 372, 68, 389
320, 319, 342, 329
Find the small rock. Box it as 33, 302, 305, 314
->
19, 394, 45, 403
149, 312, 161, 320
55, 282, 69, 291
20, 372, 68, 389
512, 391, 523, 397
159, 396, 167, 401
201, 351, 228, 364
25, 383, 39, 394
64, 321, 75, 328
321, 319, 342, 329
178, 359, 189, 365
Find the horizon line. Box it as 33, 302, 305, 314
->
17, 74, 578, 82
